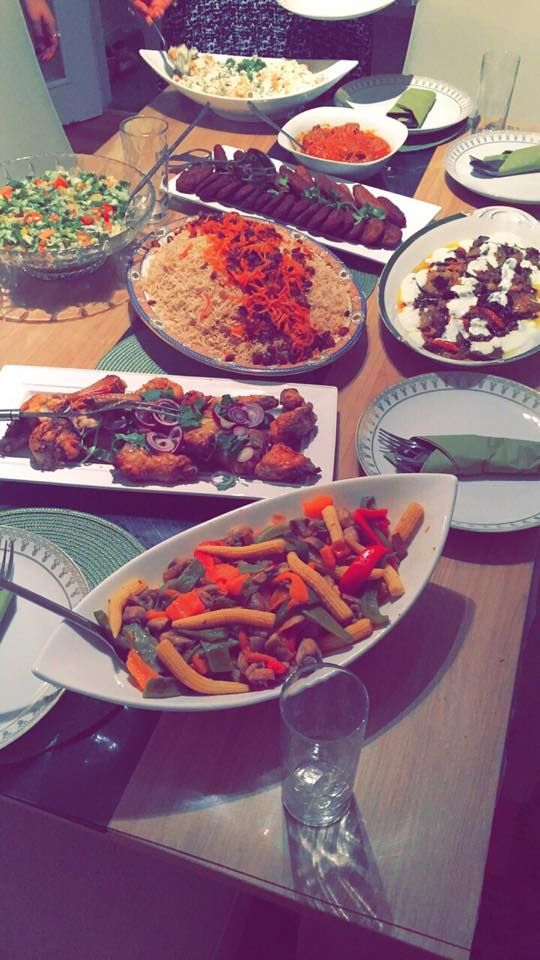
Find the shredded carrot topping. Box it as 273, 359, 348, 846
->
187, 212, 318, 357
300, 123, 391, 163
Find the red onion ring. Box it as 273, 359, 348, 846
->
227, 402, 265, 428
146, 431, 177, 453
134, 407, 157, 429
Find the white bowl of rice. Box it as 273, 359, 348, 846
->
139, 49, 358, 121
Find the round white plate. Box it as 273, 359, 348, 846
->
355, 372, 540, 533
335, 74, 473, 135
378, 206, 540, 368
0, 528, 87, 749
445, 130, 540, 205
276, 0, 395, 19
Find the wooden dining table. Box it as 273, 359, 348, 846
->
0, 88, 539, 960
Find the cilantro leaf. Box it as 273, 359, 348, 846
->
215, 431, 247, 459
112, 431, 148, 452
140, 387, 174, 401
178, 398, 205, 429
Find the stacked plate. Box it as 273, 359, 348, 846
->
335, 73, 473, 151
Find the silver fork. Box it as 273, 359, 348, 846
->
0, 538, 15, 582
377, 428, 433, 473
0, 538, 16, 627
378, 428, 432, 459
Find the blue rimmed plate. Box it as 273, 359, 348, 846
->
127, 214, 366, 379
0, 527, 87, 749
355, 371, 540, 533
378, 206, 540, 367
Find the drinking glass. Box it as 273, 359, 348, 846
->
470, 50, 521, 133
280, 662, 369, 827
119, 115, 169, 221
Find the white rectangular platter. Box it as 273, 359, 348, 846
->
0, 365, 337, 500
166, 145, 441, 266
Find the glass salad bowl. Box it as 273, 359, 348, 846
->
0, 152, 155, 279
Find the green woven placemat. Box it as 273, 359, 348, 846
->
97, 266, 378, 374
0, 509, 143, 590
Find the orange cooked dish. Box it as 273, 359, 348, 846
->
300, 123, 391, 163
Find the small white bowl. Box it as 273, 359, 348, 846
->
278, 105, 408, 180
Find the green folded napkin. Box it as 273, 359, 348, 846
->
470, 145, 540, 178
415, 435, 540, 477
387, 88, 436, 129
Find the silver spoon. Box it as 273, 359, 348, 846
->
247, 102, 305, 153
128, 5, 175, 77
0, 575, 126, 669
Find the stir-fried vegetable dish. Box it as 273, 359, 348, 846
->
95, 495, 424, 698
0, 170, 130, 253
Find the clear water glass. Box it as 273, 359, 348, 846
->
280, 662, 369, 827
470, 49, 521, 133
120, 115, 169, 221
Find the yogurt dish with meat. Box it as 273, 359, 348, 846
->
396, 234, 540, 361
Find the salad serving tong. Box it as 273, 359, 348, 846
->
0, 400, 177, 422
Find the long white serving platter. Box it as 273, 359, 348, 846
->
167, 145, 441, 266
0, 365, 337, 500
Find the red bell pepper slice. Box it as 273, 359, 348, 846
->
338, 544, 388, 594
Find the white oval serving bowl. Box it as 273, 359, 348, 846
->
33, 474, 456, 713
139, 51, 358, 122
378, 205, 540, 367
278, 105, 408, 180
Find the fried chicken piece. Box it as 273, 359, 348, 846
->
182, 414, 219, 461
114, 443, 198, 485
69, 375, 127, 399
21, 392, 68, 415
234, 394, 279, 410
214, 428, 269, 477
182, 390, 207, 407
0, 419, 34, 456
269, 403, 317, 451
138, 377, 183, 402
279, 388, 305, 411
254, 443, 320, 483
28, 419, 84, 470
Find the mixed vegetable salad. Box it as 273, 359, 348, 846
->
0, 170, 131, 253
95, 493, 424, 699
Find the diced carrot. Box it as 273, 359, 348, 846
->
320, 544, 336, 570
243, 649, 287, 675
224, 574, 249, 598
303, 495, 335, 519
191, 653, 208, 675
164, 590, 205, 621
146, 609, 169, 621
126, 650, 159, 691
0, 186, 13, 200
273, 571, 309, 607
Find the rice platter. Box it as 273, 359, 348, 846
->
134, 212, 362, 370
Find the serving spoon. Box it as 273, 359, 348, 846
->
0, 574, 126, 669
247, 102, 305, 152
